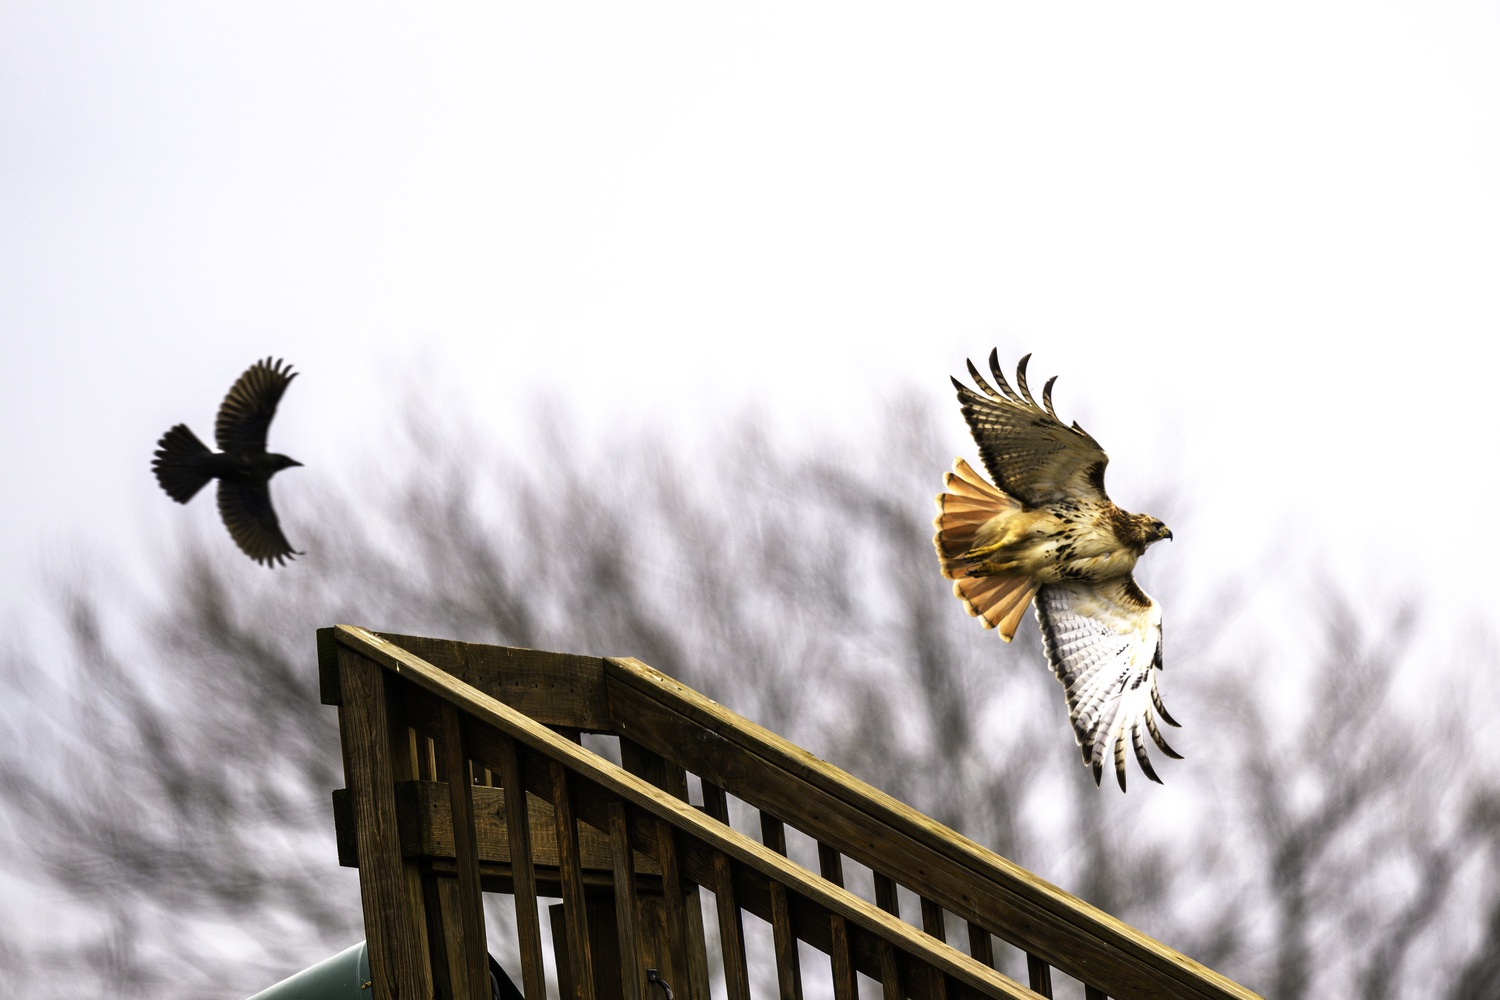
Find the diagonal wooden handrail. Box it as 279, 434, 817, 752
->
601, 656, 1261, 1000
332, 625, 1042, 1000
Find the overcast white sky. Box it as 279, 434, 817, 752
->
3, 3, 1498, 628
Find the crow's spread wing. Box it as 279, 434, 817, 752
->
1035, 576, 1181, 790
217, 479, 299, 567
216, 357, 296, 454
951, 351, 1110, 506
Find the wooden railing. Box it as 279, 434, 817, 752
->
320, 625, 1261, 1000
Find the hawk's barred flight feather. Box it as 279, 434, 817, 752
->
935, 352, 1179, 790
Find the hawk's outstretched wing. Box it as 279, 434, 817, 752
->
216, 357, 296, 454
951, 351, 1110, 506
217, 479, 299, 567
1035, 577, 1182, 790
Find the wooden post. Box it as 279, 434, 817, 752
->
441, 703, 490, 1000
497, 736, 547, 1000
873, 874, 903, 1000
654, 819, 696, 1000
338, 648, 431, 1000
701, 782, 729, 825
1025, 955, 1054, 999
658, 765, 710, 1000
712, 851, 752, 1000
920, 898, 948, 1000
552, 762, 596, 1000
1084, 987, 1108, 1000
818, 843, 857, 1000
609, 801, 645, 1000
759, 814, 804, 1000
966, 923, 994, 969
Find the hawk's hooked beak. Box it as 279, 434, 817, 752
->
1159, 526, 1174, 541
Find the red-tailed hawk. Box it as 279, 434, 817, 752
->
934, 351, 1180, 790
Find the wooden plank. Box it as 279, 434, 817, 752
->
819, 842, 846, 887
702, 781, 729, 825
603, 657, 1257, 1000
442, 702, 490, 1000
713, 850, 752, 1000
874, 874, 901, 919
423, 734, 440, 782
921, 899, 949, 1000
498, 735, 547, 1000
610, 801, 646, 1000
432, 874, 487, 1000
332, 788, 358, 867
392, 778, 659, 874
967, 923, 994, 969
660, 765, 710, 1000
553, 762, 597, 1000
587, 895, 628, 1000
621, 738, 705, 1000
873, 872, 903, 1000
552, 904, 578, 1000
678, 836, 1009, 1000
819, 844, 858, 1000
604, 672, 1212, 1000
878, 938, 904, 1000
420, 871, 456, 1000
378, 632, 611, 730
760, 814, 804, 1000
317, 626, 340, 705
333, 625, 1065, 1000
921, 898, 946, 943
655, 819, 696, 1000
337, 647, 431, 1000
1025, 957, 1052, 999
621, 737, 671, 791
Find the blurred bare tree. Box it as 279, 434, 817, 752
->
0, 400, 1497, 999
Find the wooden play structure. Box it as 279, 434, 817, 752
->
320, 625, 1261, 1000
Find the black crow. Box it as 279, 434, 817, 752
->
152, 357, 304, 566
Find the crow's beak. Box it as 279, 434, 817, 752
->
289, 459, 304, 467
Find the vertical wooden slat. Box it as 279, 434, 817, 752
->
965, 922, 993, 969
919, 897, 946, 942
1025, 955, 1054, 999
655, 819, 694, 1000
408, 728, 423, 781
420, 871, 459, 1000
818, 843, 857, 1000
1084, 987, 1108, 1000
338, 649, 430, 1000
552, 762, 596, 1000
701, 781, 730, 824
759, 813, 804, 1000
660, 764, 711, 1000
919, 898, 948, 1000
712, 850, 752, 1000
551, 904, 578, 1000
441, 704, 490, 1000
872, 873, 902, 1000
873, 873, 901, 919
497, 736, 546, 1000
609, 801, 645, 1000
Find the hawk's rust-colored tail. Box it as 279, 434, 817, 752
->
933, 458, 1038, 641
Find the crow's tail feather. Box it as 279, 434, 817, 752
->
153, 424, 214, 503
